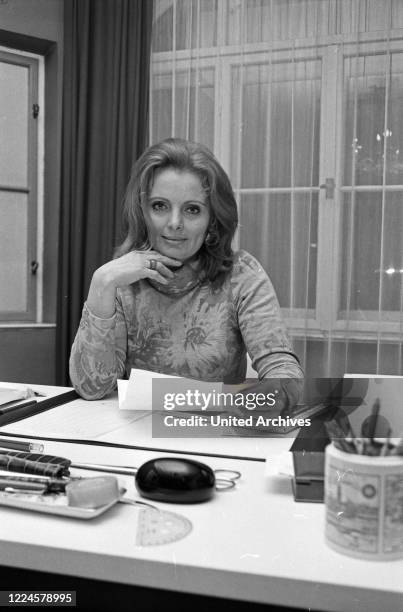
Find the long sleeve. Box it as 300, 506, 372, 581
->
69, 296, 128, 399
232, 252, 304, 380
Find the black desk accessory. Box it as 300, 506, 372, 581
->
290, 417, 331, 503
135, 457, 216, 503
0, 390, 78, 427
0, 451, 71, 478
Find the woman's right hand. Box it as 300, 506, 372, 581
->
87, 250, 183, 318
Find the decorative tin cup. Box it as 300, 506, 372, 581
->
325, 442, 403, 560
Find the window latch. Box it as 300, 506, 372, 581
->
32, 104, 40, 119
30, 261, 39, 275
319, 178, 335, 199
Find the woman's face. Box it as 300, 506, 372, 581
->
142, 167, 211, 262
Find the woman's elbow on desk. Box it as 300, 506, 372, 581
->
69, 335, 123, 399
69, 362, 118, 400
70, 379, 116, 401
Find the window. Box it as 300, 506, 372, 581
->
150, 0, 403, 374
0, 48, 43, 322
339, 48, 403, 330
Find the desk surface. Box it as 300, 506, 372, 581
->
0, 385, 402, 611
0, 439, 401, 611
2, 385, 296, 460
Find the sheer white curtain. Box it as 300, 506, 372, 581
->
150, 0, 403, 377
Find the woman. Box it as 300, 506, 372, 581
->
70, 138, 303, 411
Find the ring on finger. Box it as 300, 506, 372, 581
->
149, 259, 158, 271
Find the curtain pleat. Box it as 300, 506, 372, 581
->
56, 0, 153, 385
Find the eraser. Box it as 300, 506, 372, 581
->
66, 477, 120, 509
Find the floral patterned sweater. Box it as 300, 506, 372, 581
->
69, 250, 303, 399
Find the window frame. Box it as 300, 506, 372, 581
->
0, 47, 44, 323
332, 37, 403, 340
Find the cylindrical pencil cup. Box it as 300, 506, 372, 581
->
324, 443, 403, 560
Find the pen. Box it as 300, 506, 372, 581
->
0, 399, 37, 416
70, 462, 138, 476
0, 438, 44, 453
0, 475, 68, 493
360, 398, 384, 455
369, 398, 380, 442
0, 479, 47, 493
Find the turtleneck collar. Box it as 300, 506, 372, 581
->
147, 258, 204, 295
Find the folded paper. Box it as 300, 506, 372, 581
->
118, 369, 179, 410
118, 368, 226, 411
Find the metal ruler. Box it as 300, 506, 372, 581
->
136, 508, 192, 546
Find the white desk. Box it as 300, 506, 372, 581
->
0, 437, 401, 611
0, 384, 403, 612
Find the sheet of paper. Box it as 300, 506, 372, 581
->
117, 368, 250, 412
118, 369, 177, 410
117, 379, 128, 406
0, 393, 149, 440
118, 368, 221, 411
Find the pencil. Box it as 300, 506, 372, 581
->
0, 438, 44, 453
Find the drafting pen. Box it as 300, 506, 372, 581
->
368, 398, 380, 442
0, 477, 49, 493
0, 437, 44, 453
0, 475, 68, 493
71, 462, 137, 476
0, 399, 37, 416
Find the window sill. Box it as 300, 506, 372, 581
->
289, 326, 403, 343
0, 323, 56, 329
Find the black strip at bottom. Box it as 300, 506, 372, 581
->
0, 565, 313, 612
